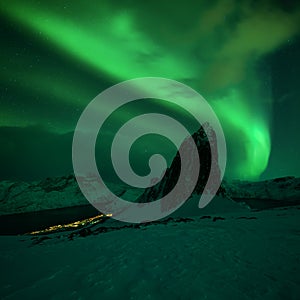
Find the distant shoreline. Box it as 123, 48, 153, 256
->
0, 204, 99, 235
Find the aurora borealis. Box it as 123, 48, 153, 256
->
0, 0, 300, 182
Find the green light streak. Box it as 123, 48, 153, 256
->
212, 90, 271, 179
0, 2, 275, 179
2, 4, 196, 81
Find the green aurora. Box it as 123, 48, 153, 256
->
0, 0, 300, 181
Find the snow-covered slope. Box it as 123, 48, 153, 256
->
1, 175, 300, 216
0, 175, 84, 215
0, 206, 299, 299
226, 176, 300, 200
225, 176, 300, 205
0, 175, 143, 216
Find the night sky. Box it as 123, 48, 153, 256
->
0, 0, 299, 182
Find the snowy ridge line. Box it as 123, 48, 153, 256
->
225, 176, 300, 201
0, 175, 300, 216
0, 175, 143, 216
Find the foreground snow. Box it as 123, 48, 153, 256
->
1, 206, 299, 299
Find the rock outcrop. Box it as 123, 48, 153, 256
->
137, 122, 225, 203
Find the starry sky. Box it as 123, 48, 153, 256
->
0, 0, 299, 182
